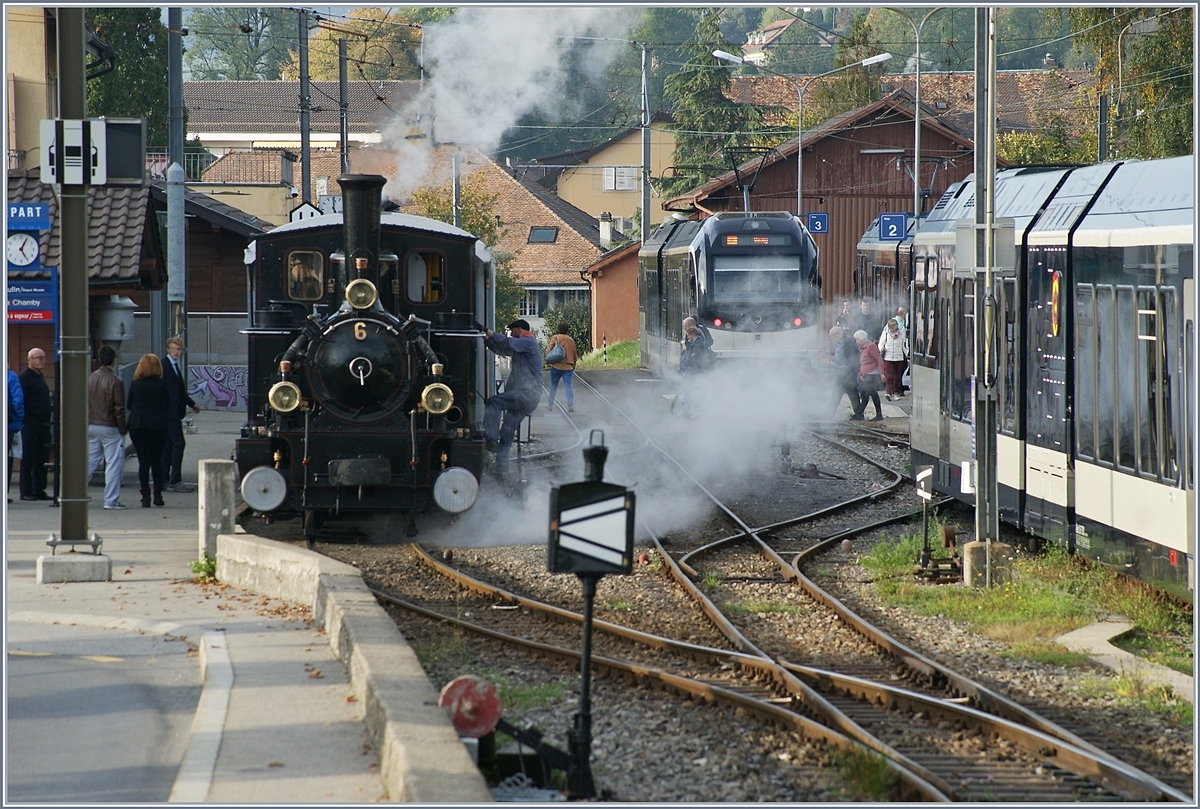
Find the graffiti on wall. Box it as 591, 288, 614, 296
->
188, 364, 249, 411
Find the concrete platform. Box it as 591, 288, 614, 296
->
1056, 620, 1194, 703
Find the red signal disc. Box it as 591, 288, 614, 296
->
438, 675, 502, 738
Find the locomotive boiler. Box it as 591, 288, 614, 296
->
235, 174, 495, 543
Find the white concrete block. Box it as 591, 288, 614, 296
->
37, 553, 112, 583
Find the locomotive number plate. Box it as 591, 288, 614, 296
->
354, 321, 367, 340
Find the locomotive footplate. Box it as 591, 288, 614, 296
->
328, 457, 391, 486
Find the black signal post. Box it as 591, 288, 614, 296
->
548, 430, 635, 799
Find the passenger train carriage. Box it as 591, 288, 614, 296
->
638, 212, 821, 374
235, 174, 495, 542
858, 156, 1194, 601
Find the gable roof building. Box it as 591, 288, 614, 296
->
741, 18, 837, 66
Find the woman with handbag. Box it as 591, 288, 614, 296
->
544, 322, 578, 412
126, 354, 173, 507
853, 329, 885, 422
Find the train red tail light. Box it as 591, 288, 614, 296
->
712, 318, 723, 328
793, 317, 803, 327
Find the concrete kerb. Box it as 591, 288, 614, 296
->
216, 533, 493, 803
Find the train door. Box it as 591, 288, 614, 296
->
638, 249, 661, 370
1023, 245, 1071, 546
995, 276, 1024, 527
908, 253, 940, 471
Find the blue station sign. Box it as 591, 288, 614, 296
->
806, 212, 829, 234
879, 213, 908, 241
7, 270, 58, 324
7, 202, 52, 231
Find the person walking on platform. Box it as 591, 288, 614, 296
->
827, 326, 862, 419
877, 318, 906, 400
853, 330, 885, 421
127, 354, 172, 507
8, 365, 24, 503
87, 345, 129, 509
544, 322, 578, 412
483, 320, 542, 476
19, 347, 52, 501
160, 337, 200, 492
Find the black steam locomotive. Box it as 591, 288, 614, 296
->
235, 174, 495, 543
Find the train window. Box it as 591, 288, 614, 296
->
1115, 286, 1137, 471
926, 256, 939, 289
406, 251, 445, 304
1075, 285, 1096, 459
1000, 278, 1018, 436
1160, 287, 1179, 483
287, 251, 325, 300
913, 257, 926, 290
1095, 286, 1115, 466
711, 255, 802, 301
1136, 288, 1159, 477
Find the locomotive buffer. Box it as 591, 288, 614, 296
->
548, 430, 635, 799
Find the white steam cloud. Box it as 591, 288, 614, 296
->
371, 6, 635, 199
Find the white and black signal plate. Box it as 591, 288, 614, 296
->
548, 481, 635, 575
915, 465, 933, 501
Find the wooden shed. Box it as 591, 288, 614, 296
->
664, 92, 981, 310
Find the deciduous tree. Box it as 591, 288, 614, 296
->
86, 9, 170, 147
184, 8, 293, 80
278, 8, 422, 82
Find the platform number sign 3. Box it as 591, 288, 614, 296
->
879, 213, 908, 241
805, 212, 828, 234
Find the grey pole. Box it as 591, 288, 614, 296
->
56, 8, 89, 540
299, 9, 311, 203
885, 7, 942, 225
339, 38, 349, 175
452, 152, 461, 229
640, 43, 651, 243
167, 163, 187, 367
153, 8, 185, 359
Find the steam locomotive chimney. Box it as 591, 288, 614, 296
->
338, 174, 387, 292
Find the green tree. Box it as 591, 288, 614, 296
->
537, 299, 590, 353
1047, 8, 1192, 159
184, 8, 293, 80
808, 14, 889, 120
658, 9, 774, 200
86, 9, 170, 147
279, 8, 422, 82
764, 11, 838, 76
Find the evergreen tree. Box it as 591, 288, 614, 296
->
658, 9, 773, 200
809, 14, 889, 120
86, 9, 170, 147
184, 8, 293, 80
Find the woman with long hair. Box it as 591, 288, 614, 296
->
126, 354, 173, 507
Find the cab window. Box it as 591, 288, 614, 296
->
406, 251, 445, 303
287, 251, 324, 300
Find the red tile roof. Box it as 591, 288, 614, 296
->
184, 80, 419, 135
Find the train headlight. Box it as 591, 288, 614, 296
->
268, 380, 303, 413
345, 278, 378, 310
421, 382, 454, 415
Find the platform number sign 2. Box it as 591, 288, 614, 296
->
879, 213, 908, 241
805, 212, 828, 234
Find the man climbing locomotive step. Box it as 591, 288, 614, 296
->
482, 319, 542, 477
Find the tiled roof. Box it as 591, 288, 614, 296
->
585, 241, 640, 276
729, 69, 1095, 135
201, 148, 347, 200
6, 168, 162, 288
184, 80, 419, 134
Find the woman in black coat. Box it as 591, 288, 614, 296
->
126, 354, 173, 507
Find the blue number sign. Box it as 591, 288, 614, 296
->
805, 212, 828, 234
879, 213, 908, 241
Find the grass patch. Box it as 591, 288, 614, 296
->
189, 553, 217, 581
829, 744, 899, 800
1079, 670, 1193, 726
1000, 640, 1094, 668
602, 599, 633, 611
725, 599, 804, 616
474, 668, 567, 713
412, 631, 472, 669
701, 569, 725, 589
577, 339, 642, 370
858, 526, 1193, 675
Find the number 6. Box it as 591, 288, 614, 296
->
355, 321, 367, 340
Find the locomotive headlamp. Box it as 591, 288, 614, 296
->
345, 278, 378, 309
268, 380, 303, 413
421, 382, 454, 415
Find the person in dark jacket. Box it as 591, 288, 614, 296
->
676, 326, 712, 418
827, 326, 862, 418
159, 337, 200, 492
127, 354, 173, 507
19, 347, 52, 501
483, 320, 543, 476
8, 365, 25, 503
853, 329, 886, 421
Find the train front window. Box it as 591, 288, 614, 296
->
406, 251, 445, 304
711, 255, 802, 301
287, 251, 325, 300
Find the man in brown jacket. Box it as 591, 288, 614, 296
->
87, 345, 128, 509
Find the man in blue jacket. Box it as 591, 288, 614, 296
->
483, 320, 543, 476
8, 365, 24, 503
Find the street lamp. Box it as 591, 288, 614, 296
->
713, 50, 891, 219
884, 7, 943, 223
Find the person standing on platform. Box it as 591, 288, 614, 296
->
127, 354, 172, 507
827, 326, 862, 419
8, 365, 24, 503
544, 322, 578, 412
853, 330, 885, 421
19, 347, 52, 501
86, 345, 128, 509
160, 337, 200, 493
482, 320, 543, 477
877, 318, 907, 401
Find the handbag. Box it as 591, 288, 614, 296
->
545, 342, 566, 365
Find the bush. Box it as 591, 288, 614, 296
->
538, 299, 590, 354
